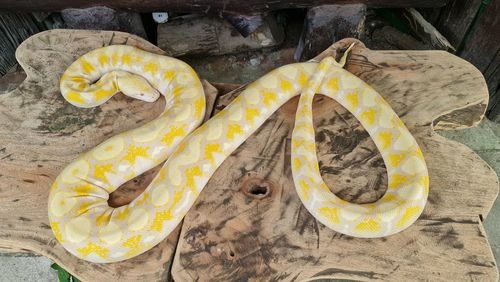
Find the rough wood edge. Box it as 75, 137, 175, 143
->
0, 29, 220, 282
169, 40, 500, 280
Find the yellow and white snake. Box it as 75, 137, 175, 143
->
48, 45, 428, 263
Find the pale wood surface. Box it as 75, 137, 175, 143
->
0, 31, 498, 281
172, 39, 499, 281
0, 29, 217, 281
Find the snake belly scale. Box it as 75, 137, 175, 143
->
48, 45, 429, 263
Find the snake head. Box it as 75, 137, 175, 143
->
115, 72, 160, 102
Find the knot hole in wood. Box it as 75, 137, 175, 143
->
241, 177, 274, 199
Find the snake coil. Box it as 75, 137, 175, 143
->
49, 45, 428, 263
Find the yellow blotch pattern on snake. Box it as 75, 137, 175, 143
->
49, 45, 428, 263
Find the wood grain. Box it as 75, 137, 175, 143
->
1, 31, 497, 281
0, 29, 218, 281
0, 0, 450, 13
172, 39, 499, 281
0, 12, 42, 75
434, 0, 482, 49
157, 15, 283, 57
296, 4, 366, 61
460, 0, 500, 119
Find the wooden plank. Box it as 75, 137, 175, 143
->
172, 39, 499, 281
483, 50, 500, 120
460, 0, 500, 119
434, 0, 482, 49
0, 29, 218, 281
0, 0, 451, 13
0, 12, 42, 76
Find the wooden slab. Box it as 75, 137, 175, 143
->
1, 30, 498, 281
0, 29, 218, 281
172, 39, 499, 281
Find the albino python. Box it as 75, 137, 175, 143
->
49, 44, 428, 263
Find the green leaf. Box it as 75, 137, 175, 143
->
51, 263, 81, 282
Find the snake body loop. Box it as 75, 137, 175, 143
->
49, 45, 428, 263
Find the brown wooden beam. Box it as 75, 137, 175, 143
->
0, 0, 450, 13
460, 0, 500, 119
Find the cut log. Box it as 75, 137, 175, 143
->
295, 4, 367, 61
0, 0, 451, 13
157, 15, 284, 57
61, 6, 147, 38
0, 29, 218, 281
171, 39, 499, 281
